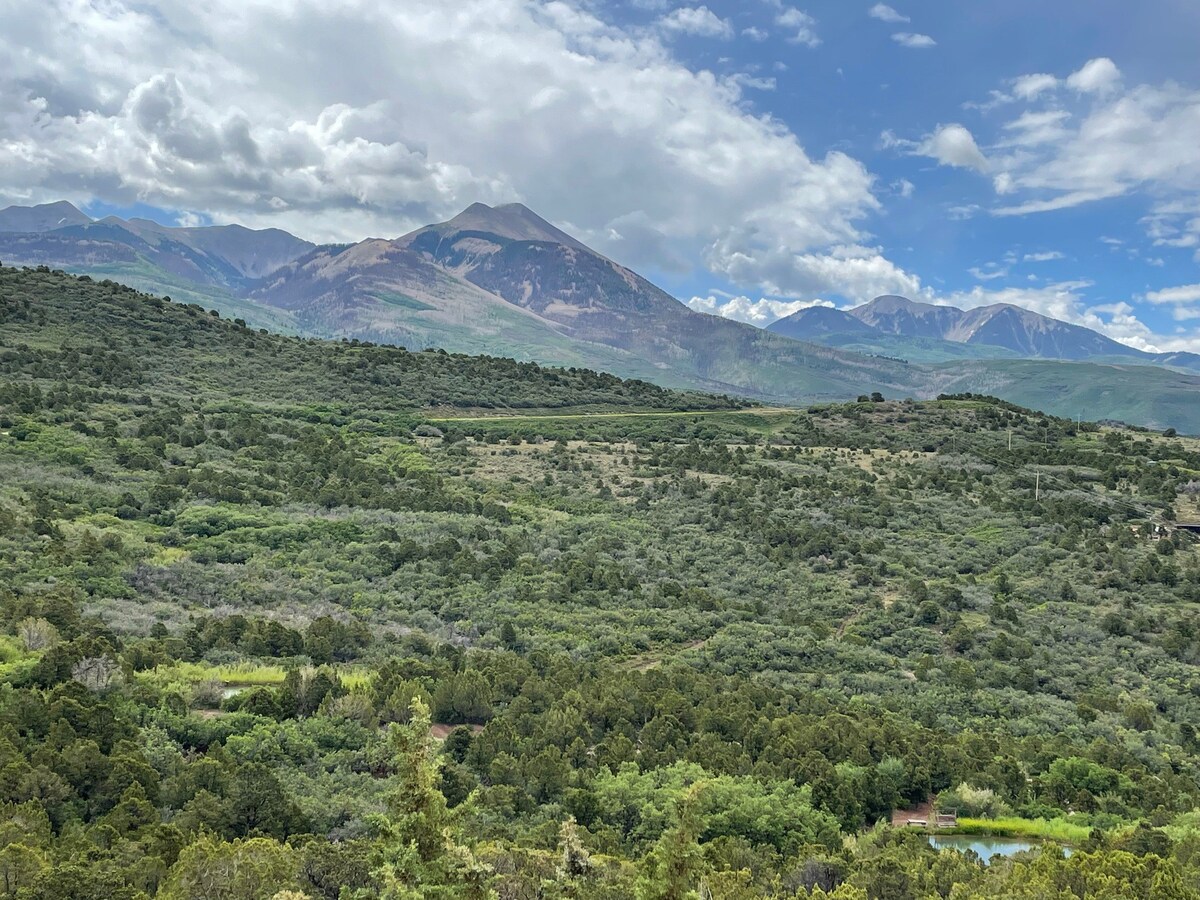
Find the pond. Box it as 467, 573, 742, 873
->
929, 834, 1073, 863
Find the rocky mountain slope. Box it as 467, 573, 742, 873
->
770, 293, 1200, 371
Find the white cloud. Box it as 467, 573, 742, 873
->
709, 242, 923, 304
1012, 73, 1058, 100
999, 109, 1071, 147
742, 26, 768, 41
774, 7, 820, 47
868, 4, 909, 23
657, 6, 733, 40
917, 124, 988, 171
725, 72, 777, 91
892, 32, 936, 49
947, 204, 982, 220
1023, 251, 1065, 262
1141, 202, 1200, 258
1066, 57, 1121, 94
969, 265, 1008, 281
0, 0, 883, 302
1145, 284, 1200, 305
686, 294, 831, 326
989, 73, 1200, 219
892, 178, 915, 198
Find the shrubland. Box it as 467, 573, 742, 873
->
1, 266, 1199, 898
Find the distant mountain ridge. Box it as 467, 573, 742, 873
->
0, 200, 91, 233
770, 294, 1200, 371
3, 199, 1200, 431
0, 201, 313, 329
254, 202, 918, 398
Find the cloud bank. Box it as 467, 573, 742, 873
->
0, 0, 892, 301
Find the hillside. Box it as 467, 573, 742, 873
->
2, 264, 1199, 896
249, 238, 700, 387
0, 202, 310, 331
933, 357, 1200, 433
0, 266, 735, 411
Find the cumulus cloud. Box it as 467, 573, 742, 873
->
708, 242, 923, 304
657, 6, 733, 39
1012, 73, 1058, 100
892, 32, 936, 49
1066, 57, 1121, 94
868, 4, 909, 23
686, 294, 831, 326
0, 0, 884, 304
1145, 284, 1200, 305
1023, 251, 1065, 262
916, 124, 988, 171
774, 7, 821, 47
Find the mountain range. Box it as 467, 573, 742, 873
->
3, 200, 1200, 431
769, 296, 1200, 370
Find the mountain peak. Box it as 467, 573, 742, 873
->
863, 295, 948, 313
415, 201, 590, 251
850, 295, 964, 339
768, 305, 876, 339
0, 200, 92, 233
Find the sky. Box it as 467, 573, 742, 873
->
3, 0, 1200, 351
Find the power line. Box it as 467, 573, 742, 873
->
939, 430, 1157, 520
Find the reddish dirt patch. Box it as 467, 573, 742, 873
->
891, 797, 935, 828
429, 723, 485, 740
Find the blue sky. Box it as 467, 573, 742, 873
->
2, 0, 1199, 350
650, 0, 1200, 350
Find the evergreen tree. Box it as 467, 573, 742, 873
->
371, 699, 493, 899
636, 783, 708, 900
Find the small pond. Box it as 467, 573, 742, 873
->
929, 835, 1073, 863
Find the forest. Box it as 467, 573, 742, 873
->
1, 265, 1199, 898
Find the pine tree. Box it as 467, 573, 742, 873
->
636, 782, 708, 900
558, 816, 592, 880
371, 698, 493, 900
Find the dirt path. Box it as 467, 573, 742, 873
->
429, 723, 485, 740
429, 407, 798, 423
624, 638, 709, 672
891, 797, 935, 828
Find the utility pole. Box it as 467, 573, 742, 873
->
1007, 428, 1012, 451
1035, 470, 1041, 503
